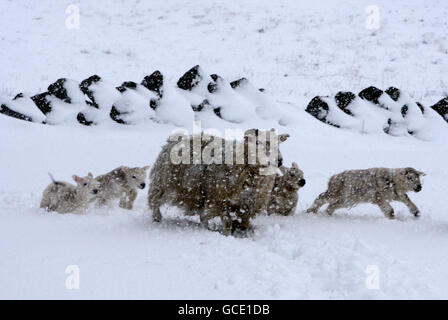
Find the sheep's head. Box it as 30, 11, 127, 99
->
279, 162, 306, 191
72, 172, 101, 199
124, 165, 150, 189
397, 167, 425, 193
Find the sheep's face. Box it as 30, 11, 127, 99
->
398, 167, 425, 192
244, 128, 290, 168
124, 166, 150, 189
72, 173, 101, 198
280, 163, 306, 191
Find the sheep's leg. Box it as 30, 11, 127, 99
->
40, 197, 50, 210
326, 199, 343, 215
48, 198, 60, 212
199, 210, 217, 228
376, 200, 395, 219
185, 208, 204, 216
307, 192, 328, 213
119, 189, 137, 210
148, 187, 164, 222
398, 194, 420, 217
152, 206, 162, 222
236, 214, 252, 231
119, 195, 127, 209
96, 197, 107, 208
221, 214, 233, 236
128, 189, 138, 209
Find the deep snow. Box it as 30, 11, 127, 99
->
1, 0, 448, 299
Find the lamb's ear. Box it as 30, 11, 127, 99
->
72, 175, 81, 183
292, 162, 298, 169
279, 134, 290, 143
88, 172, 93, 178
143, 165, 150, 171
279, 166, 288, 174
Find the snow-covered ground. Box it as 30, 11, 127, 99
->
1, 0, 448, 299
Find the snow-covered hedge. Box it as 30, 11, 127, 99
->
1, 68, 447, 141
305, 86, 448, 140
0, 65, 280, 128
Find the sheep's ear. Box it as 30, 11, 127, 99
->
280, 166, 288, 174
143, 165, 150, 171
417, 171, 426, 176
279, 134, 290, 143
88, 172, 93, 178
292, 162, 298, 169
72, 175, 81, 183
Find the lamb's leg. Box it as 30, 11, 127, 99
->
326, 199, 343, 215
120, 189, 137, 210
96, 197, 107, 208
307, 192, 328, 213
128, 189, 138, 209
40, 196, 50, 210
398, 194, 420, 217
119, 195, 127, 209
377, 200, 395, 219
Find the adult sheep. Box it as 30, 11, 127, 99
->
148, 129, 290, 235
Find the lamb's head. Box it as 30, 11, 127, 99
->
279, 162, 306, 191
244, 128, 290, 171
124, 166, 150, 189
72, 173, 101, 199
397, 167, 425, 192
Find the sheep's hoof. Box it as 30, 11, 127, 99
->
232, 219, 252, 232
231, 220, 254, 237
222, 228, 232, 236
413, 211, 420, 218
231, 220, 243, 231
387, 213, 395, 219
